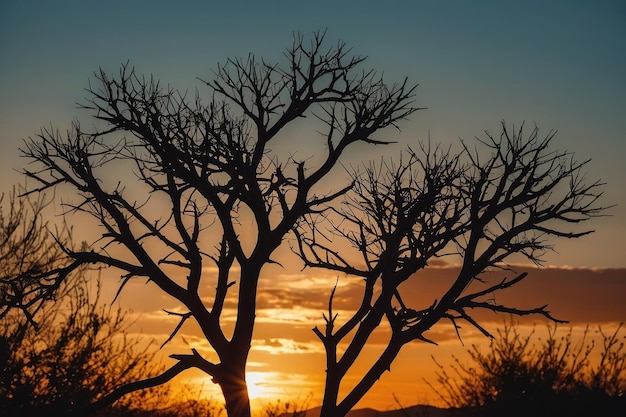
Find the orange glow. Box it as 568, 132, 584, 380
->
124, 265, 626, 411
246, 372, 271, 400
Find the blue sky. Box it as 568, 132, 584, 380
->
1, 0, 624, 268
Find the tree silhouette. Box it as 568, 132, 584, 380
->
21, 32, 417, 417
0, 190, 168, 417
294, 123, 606, 416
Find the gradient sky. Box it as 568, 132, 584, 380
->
1, 0, 625, 412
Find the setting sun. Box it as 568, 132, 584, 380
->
246, 372, 270, 400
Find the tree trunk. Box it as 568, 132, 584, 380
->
320, 338, 404, 417
219, 371, 251, 417
320, 403, 350, 417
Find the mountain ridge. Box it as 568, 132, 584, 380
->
280, 404, 464, 417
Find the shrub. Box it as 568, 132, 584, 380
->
427, 320, 626, 417
0, 274, 168, 416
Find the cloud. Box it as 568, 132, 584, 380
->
476, 266, 626, 324
252, 338, 325, 355
255, 306, 331, 325
124, 265, 626, 356
252, 266, 626, 345
135, 306, 188, 321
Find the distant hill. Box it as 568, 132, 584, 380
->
282, 404, 467, 417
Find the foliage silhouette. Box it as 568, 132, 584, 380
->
19, 31, 606, 417
427, 321, 626, 417
0, 276, 170, 417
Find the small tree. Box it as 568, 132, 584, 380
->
427, 321, 626, 416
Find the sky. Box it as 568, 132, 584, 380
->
1, 0, 625, 413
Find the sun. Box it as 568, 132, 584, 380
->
246, 372, 270, 400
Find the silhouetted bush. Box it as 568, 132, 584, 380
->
428, 320, 626, 417
0, 273, 173, 417
0, 188, 173, 416
260, 395, 310, 417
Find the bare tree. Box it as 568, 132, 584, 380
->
294, 123, 606, 416
20, 32, 417, 417
0, 186, 74, 326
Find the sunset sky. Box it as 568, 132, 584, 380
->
1, 0, 625, 413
